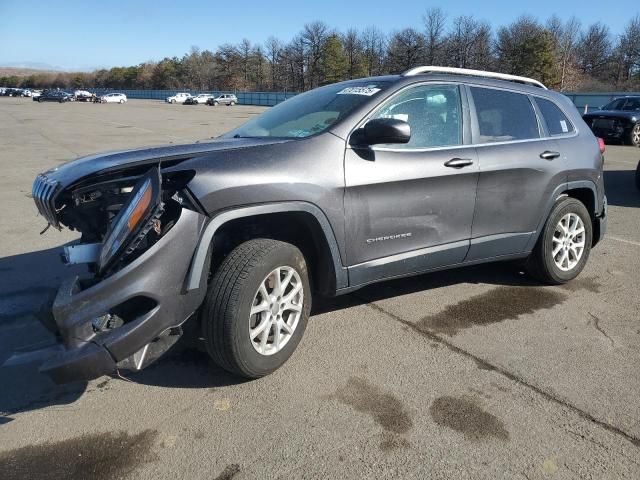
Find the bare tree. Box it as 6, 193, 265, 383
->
302, 21, 330, 88
423, 7, 446, 65
265, 36, 283, 90
360, 26, 386, 76
342, 28, 366, 79
386, 28, 425, 72
576, 23, 611, 81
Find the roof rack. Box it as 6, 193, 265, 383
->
402, 66, 547, 90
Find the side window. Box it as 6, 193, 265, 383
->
622, 98, 640, 111
470, 87, 539, 143
371, 84, 462, 149
535, 97, 575, 136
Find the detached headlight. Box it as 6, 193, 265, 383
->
99, 166, 162, 272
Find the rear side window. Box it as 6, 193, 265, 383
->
470, 87, 539, 143
535, 97, 574, 136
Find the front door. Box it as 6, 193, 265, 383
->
344, 83, 478, 286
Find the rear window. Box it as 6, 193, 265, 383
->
470, 87, 540, 144
535, 97, 574, 136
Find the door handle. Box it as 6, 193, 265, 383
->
540, 151, 561, 160
444, 158, 474, 168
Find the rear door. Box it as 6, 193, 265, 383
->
466, 85, 566, 260
344, 83, 478, 285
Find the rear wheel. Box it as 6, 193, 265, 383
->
229, 101, 236, 106
119, 99, 124, 104
629, 124, 640, 147
200, 239, 311, 378
526, 197, 592, 284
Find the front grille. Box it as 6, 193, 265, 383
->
32, 174, 61, 228
592, 118, 616, 129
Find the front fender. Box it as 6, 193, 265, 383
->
184, 201, 349, 292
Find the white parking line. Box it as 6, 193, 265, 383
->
608, 235, 640, 247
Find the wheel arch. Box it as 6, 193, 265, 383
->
185, 202, 348, 295
526, 180, 601, 251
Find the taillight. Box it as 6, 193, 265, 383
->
597, 138, 606, 154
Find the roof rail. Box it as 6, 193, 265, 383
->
402, 66, 547, 90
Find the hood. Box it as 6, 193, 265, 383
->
583, 110, 639, 121
40, 137, 292, 188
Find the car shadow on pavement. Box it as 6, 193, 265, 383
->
0, 245, 88, 424
604, 169, 640, 208
312, 261, 536, 315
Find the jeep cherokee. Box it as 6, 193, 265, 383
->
28, 66, 607, 384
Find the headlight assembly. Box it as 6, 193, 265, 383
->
99, 166, 162, 272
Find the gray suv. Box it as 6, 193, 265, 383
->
28, 67, 606, 384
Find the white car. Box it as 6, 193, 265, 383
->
74, 90, 93, 101
190, 93, 214, 104
100, 93, 127, 104
166, 92, 191, 104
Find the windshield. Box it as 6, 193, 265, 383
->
225, 81, 390, 138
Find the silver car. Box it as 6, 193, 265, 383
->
207, 94, 238, 106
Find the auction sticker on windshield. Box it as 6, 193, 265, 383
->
337, 86, 381, 96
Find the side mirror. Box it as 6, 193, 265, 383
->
353, 118, 411, 146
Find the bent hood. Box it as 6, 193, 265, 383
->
40, 137, 292, 188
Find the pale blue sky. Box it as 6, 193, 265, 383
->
0, 0, 635, 71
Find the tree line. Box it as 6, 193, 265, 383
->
3, 10, 640, 93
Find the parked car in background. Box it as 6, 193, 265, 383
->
99, 93, 127, 104
28, 67, 606, 384
185, 93, 213, 105
22, 89, 32, 97
37, 90, 72, 103
583, 96, 640, 147
166, 92, 191, 104
3, 88, 24, 97
31, 89, 42, 99
74, 90, 93, 101
206, 93, 237, 106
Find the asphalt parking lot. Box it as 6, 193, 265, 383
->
0, 98, 639, 479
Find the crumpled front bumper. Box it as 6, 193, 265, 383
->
40, 208, 208, 384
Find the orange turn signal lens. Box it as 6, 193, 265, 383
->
127, 186, 152, 231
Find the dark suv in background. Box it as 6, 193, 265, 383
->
26, 67, 606, 384
583, 96, 640, 147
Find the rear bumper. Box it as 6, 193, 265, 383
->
39, 209, 208, 384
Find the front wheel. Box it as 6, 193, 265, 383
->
200, 239, 311, 378
526, 197, 592, 284
629, 124, 640, 147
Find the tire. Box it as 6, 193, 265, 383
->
525, 197, 592, 284
119, 99, 124, 104
628, 124, 640, 147
635, 160, 640, 190
200, 239, 311, 378
38, 97, 43, 103
213, 101, 218, 106
230, 101, 236, 106
171, 99, 176, 104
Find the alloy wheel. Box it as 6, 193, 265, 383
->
552, 212, 586, 271
249, 266, 303, 356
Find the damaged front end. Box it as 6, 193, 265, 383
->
27, 160, 209, 384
